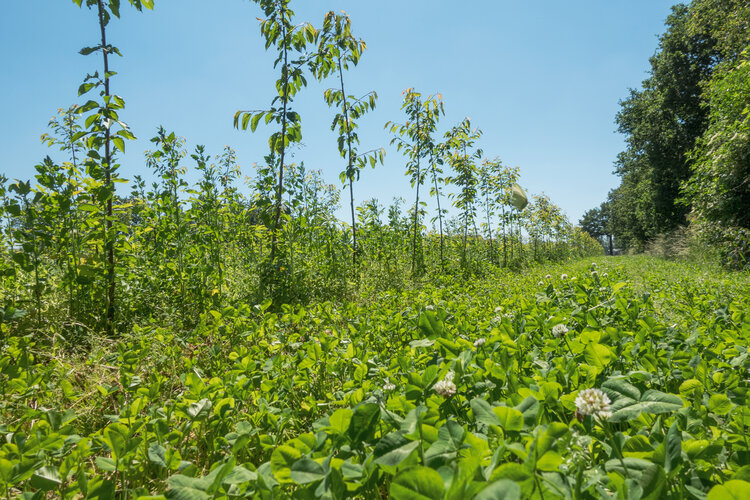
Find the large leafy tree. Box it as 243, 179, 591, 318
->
613, 4, 718, 245
579, 201, 614, 254
683, 55, 750, 266
681, 0, 750, 267
596, 0, 750, 260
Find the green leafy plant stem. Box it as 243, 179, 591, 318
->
96, 0, 117, 336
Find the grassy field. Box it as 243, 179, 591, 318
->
2, 255, 750, 499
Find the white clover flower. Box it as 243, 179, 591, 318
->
552, 324, 569, 337
545, 274, 551, 279
561, 273, 568, 280
434, 372, 456, 397
504, 312, 514, 319
538, 281, 545, 286
602, 273, 608, 278
474, 338, 486, 347
575, 388, 612, 420
591, 270, 598, 276
383, 379, 396, 391
494, 306, 503, 313
425, 305, 435, 311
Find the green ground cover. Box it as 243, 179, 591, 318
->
2, 256, 750, 499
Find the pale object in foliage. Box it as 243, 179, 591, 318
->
434, 372, 457, 397
575, 388, 612, 420
510, 183, 528, 210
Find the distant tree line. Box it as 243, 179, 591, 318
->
580, 0, 750, 268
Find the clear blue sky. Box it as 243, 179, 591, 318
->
0, 0, 677, 225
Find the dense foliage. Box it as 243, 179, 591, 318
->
0, 0, 602, 336
3, 1, 749, 499
2, 257, 750, 498
581, 0, 750, 267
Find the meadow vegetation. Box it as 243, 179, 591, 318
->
2, 0, 750, 499
3, 257, 750, 499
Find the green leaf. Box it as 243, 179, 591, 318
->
709, 394, 733, 415
347, 403, 380, 445
148, 443, 171, 468
290, 457, 325, 485
515, 396, 540, 427
80, 45, 101, 55
424, 421, 464, 467
271, 445, 301, 483
166, 474, 211, 500
206, 459, 236, 492
471, 398, 500, 426
639, 463, 666, 500
613, 390, 683, 422
731, 466, 750, 482
30, 466, 62, 491
707, 480, 750, 500
489, 463, 532, 483
95, 457, 116, 472
679, 378, 703, 396
605, 457, 656, 477
0, 458, 12, 482
493, 406, 524, 432
664, 421, 682, 474
112, 136, 125, 153
603, 380, 683, 423
79, 203, 101, 212
474, 479, 521, 500
223, 466, 257, 484
602, 379, 642, 401
584, 343, 613, 370
78, 82, 96, 95
374, 432, 420, 468
186, 399, 213, 421
87, 477, 116, 499
328, 408, 352, 434
390, 466, 445, 500
684, 439, 722, 460
250, 112, 263, 132
104, 423, 128, 459
117, 129, 136, 140
418, 310, 444, 339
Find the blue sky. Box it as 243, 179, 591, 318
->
0, 0, 676, 225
